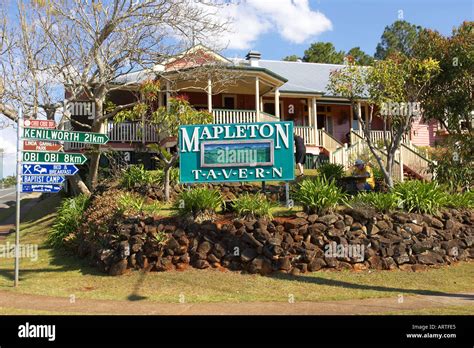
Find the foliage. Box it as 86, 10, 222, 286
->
375, 20, 423, 59
393, 180, 448, 214
428, 135, 474, 192
48, 194, 90, 248
445, 191, 474, 209
231, 193, 276, 220
117, 192, 160, 216
0, 175, 16, 188
317, 163, 345, 181
175, 187, 224, 218
414, 21, 474, 134
347, 47, 374, 66
153, 168, 180, 187
352, 192, 399, 213
328, 55, 440, 188
151, 97, 212, 137
303, 42, 345, 64
293, 177, 348, 214
283, 55, 300, 62
120, 164, 156, 189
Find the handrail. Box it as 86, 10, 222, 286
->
401, 142, 431, 163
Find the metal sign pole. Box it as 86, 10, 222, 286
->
14, 107, 22, 287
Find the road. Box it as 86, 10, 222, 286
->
0, 187, 28, 207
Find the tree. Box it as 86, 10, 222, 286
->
303, 42, 345, 64
1, 1, 230, 193
149, 96, 212, 201
111, 83, 212, 202
347, 47, 374, 66
328, 56, 440, 188
283, 55, 301, 62
375, 20, 423, 59
414, 21, 474, 135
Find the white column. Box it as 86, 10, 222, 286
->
255, 76, 260, 122
275, 88, 280, 119
207, 78, 212, 113
166, 81, 171, 112
260, 96, 263, 112
312, 97, 318, 146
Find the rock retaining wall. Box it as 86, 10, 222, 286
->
75, 203, 474, 276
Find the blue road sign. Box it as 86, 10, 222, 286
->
21, 164, 79, 176
21, 175, 66, 184
21, 184, 62, 193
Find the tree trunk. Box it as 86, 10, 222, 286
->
88, 101, 104, 190
68, 174, 91, 196
163, 154, 178, 202
164, 165, 171, 202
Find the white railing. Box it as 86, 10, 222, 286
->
351, 129, 409, 145
400, 143, 432, 180
212, 109, 257, 124
319, 129, 343, 152
63, 121, 160, 150
294, 126, 316, 145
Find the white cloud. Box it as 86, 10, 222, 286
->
214, 0, 332, 50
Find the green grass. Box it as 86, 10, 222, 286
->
0, 195, 473, 308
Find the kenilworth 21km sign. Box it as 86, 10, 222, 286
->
22, 127, 109, 145
179, 122, 294, 183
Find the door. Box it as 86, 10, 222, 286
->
223, 95, 236, 109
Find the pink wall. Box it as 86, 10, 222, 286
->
410, 118, 439, 147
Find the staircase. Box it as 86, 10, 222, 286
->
331, 131, 432, 182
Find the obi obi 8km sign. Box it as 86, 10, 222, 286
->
179, 122, 294, 183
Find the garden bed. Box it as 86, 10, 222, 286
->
71, 190, 473, 276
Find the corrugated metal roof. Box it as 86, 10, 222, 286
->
258, 60, 344, 95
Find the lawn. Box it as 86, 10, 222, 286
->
0, 195, 473, 307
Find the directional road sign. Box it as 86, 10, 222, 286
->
23, 140, 63, 152
21, 164, 79, 176
21, 175, 66, 184
23, 119, 56, 129
22, 151, 87, 164
22, 127, 109, 145
21, 184, 62, 193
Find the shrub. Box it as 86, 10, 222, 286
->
154, 167, 180, 186
117, 192, 160, 216
293, 177, 348, 214
231, 193, 276, 220
48, 194, 90, 248
445, 191, 474, 209
393, 180, 448, 214
176, 187, 224, 219
352, 192, 399, 213
317, 163, 345, 181
120, 164, 155, 189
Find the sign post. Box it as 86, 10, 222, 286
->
14, 116, 109, 286
14, 107, 22, 287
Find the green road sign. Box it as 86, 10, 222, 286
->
22, 127, 109, 145
22, 151, 87, 164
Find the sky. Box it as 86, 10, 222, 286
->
0, 0, 472, 177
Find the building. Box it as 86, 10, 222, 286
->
66, 45, 437, 180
